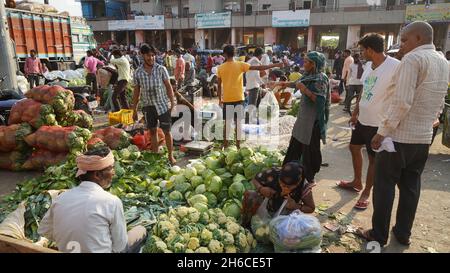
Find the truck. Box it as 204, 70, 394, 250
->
5, 7, 96, 71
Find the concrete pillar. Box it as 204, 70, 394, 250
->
445, 24, 450, 53
135, 30, 145, 47
111, 31, 116, 42
178, 31, 183, 47
264, 28, 276, 45
231, 28, 236, 45
208, 29, 213, 49
166, 30, 172, 50
307, 26, 315, 52
126, 31, 130, 46
346, 25, 361, 49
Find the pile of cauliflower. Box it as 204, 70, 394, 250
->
251, 214, 271, 245
143, 206, 257, 253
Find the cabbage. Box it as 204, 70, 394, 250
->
219, 172, 234, 186
184, 166, 197, 179
244, 162, 264, 180
243, 181, 255, 191
190, 176, 204, 188
169, 191, 183, 201
159, 180, 174, 191
195, 184, 206, 194
205, 157, 221, 170
210, 151, 222, 158
194, 202, 209, 213
223, 200, 242, 220
215, 168, 227, 176
171, 166, 182, 174
233, 174, 247, 184
228, 182, 245, 200
204, 192, 218, 207
174, 175, 186, 185
230, 163, 244, 175
240, 147, 254, 158
188, 194, 208, 206
217, 189, 228, 203
193, 162, 206, 173
174, 182, 191, 194
202, 169, 216, 181
225, 150, 240, 166
208, 176, 223, 194
184, 191, 193, 201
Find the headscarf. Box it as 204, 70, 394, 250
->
76, 151, 115, 178
298, 51, 330, 144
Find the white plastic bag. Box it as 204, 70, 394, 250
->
269, 210, 322, 253
251, 198, 287, 245
258, 91, 280, 124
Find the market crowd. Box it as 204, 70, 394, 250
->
34, 21, 449, 252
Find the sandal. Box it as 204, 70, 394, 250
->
356, 228, 376, 242
336, 180, 362, 192
354, 199, 370, 210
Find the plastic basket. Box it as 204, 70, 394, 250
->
109, 109, 134, 125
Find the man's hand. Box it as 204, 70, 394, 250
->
433, 119, 440, 128
371, 134, 385, 151
275, 62, 284, 68
259, 187, 276, 198
349, 115, 358, 127
285, 195, 298, 210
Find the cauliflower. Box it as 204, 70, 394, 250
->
185, 249, 194, 253
200, 212, 210, 225
182, 233, 191, 242
200, 229, 213, 244
224, 245, 237, 253
158, 213, 168, 221
255, 226, 270, 238
236, 233, 248, 251
188, 210, 201, 223
166, 230, 178, 243
222, 231, 235, 245
187, 237, 200, 250
195, 247, 211, 253
226, 222, 240, 235
176, 206, 189, 218
208, 239, 224, 253
168, 208, 177, 218
207, 223, 218, 231
190, 226, 200, 237
212, 229, 223, 241
217, 214, 228, 226
163, 249, 173, 253
174, 242, 186, 253
156, 220, 176, 237
155, 241, 168, 252
187, 207, 198, 214
246, 231, 255, 248
169, 216, 180, 228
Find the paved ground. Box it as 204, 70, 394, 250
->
1, 102, 449, 253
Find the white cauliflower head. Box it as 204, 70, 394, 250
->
208, 239, 224, 253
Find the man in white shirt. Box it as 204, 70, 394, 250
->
343, 53, 364, 113
245, 48, 266, 123
359, 21, 449, 247
38, 147, 147, 253
337, 34, 400, 211
260, 50, 273, 83
341, 49, 354, 106
183, 50, 196, 69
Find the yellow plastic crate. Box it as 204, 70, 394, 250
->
108, 109, 134, 125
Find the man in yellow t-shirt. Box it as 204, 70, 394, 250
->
217, 45, 285, 148
289, 66, 302, 82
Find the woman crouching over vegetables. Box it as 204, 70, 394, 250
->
241, 161, 316, 227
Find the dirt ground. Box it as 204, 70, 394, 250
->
0, 103, 449, 253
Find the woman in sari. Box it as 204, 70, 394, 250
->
271, 51, 330, 183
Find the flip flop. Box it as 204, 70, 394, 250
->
354, 199, 370, 210
355, 228, 376, 242
336, 180, 362, 193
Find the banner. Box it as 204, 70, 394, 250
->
272, 10, 310, 27
405, 3, 450, 23
195, 12, 231, 29
108, 15, 165, 31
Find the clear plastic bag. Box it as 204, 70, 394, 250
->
258, 91, 280, 124
251, 198, 287, 245
269, 210, 322, 253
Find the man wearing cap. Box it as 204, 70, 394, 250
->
38, 146, 147, 253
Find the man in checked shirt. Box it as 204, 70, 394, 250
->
132, 44, 176, 164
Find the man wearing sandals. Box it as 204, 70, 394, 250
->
337, 34, 400, 210
358, 21, 449, 247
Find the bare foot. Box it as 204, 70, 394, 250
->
168, 156, 177, 165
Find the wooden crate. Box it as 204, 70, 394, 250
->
0, 235, 59, 253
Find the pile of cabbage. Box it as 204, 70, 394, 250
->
162, 146, 284, 221
144, 206, 256, 253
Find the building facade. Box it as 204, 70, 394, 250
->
82, 0, 450, 53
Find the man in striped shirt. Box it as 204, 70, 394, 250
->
358, 21, 449, 247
